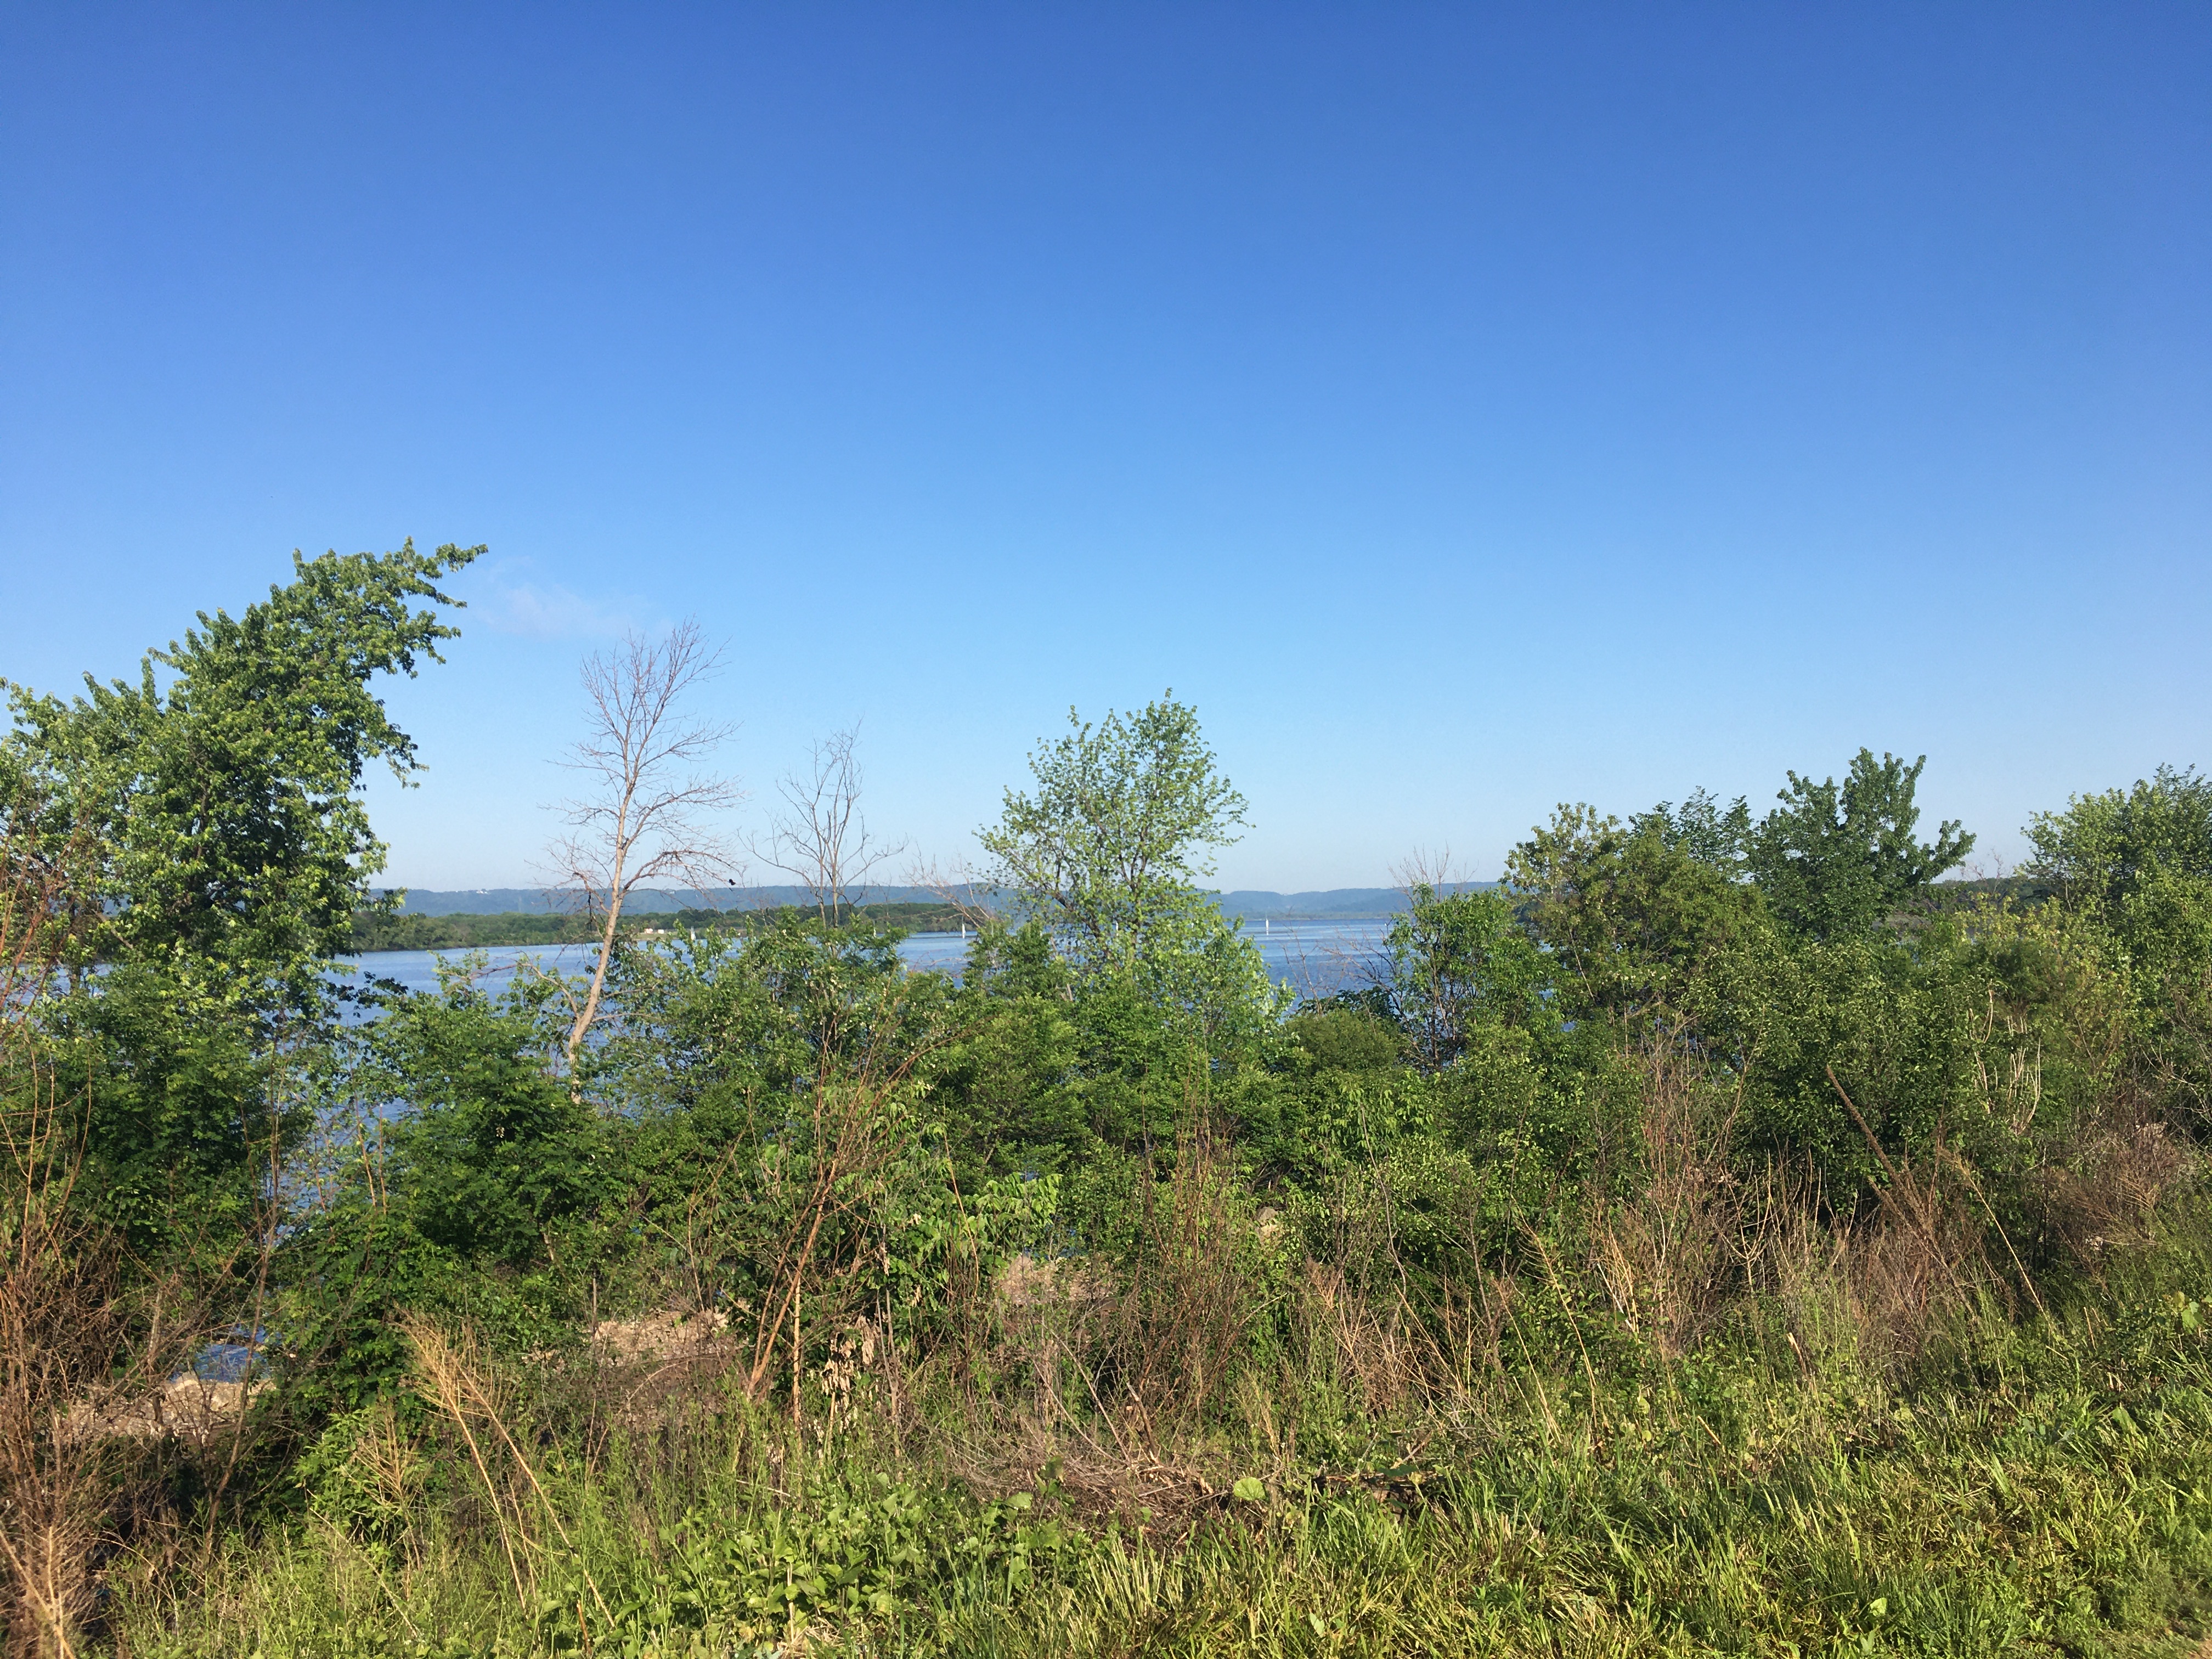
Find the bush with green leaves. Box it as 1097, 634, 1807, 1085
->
3, 541, 479, 1259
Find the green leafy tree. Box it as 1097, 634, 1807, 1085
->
978, 693, 1249, 971
1, 540, 479, 1237
2027, 765, 2212, 982
278, 962, 611, 1423
1229, 1002, 1428, 1186
1386, 883, 1549, 1071
928, 923, 1088, 1183
977, 695, 1283, 1168
597, 913, 931, 1116
4, 540, 478, 1008
2027, 765, 2212, 1114
376, 975, 613, 1271
1716, 918, 2008, 1192
1746, 749, 1973, 941
1506, 804, 1762, 1026
1634, 787, 1752, 874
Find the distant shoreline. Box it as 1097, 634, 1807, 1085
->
346, 874, 2037, 953
346, 900, 971, 954
359, 882, 1492, 919
344, 904, 1406, 953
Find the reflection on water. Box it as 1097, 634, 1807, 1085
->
343, 918, 1393, 1006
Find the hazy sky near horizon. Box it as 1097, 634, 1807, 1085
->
3, 3, 2208, 891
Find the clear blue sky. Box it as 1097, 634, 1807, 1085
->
3, 3, 2207, 891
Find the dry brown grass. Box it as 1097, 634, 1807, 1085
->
1292, 1257, 1444, 1418
872, 1135, 1292, 1534
0, 809, 137, 1657
404, 1312, 614, 1625
0, 1142, 129, 1658
1842, 1167, 1985, 1363
1093, 1126, 1263, 1430
2033, 1111, 2193, 1271
1588, 1037, 1743, 1358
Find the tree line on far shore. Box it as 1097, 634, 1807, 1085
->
349, 900, 977, 953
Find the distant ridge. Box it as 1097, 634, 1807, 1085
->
372, 885, 949, 917
377, 884, 1497, 919
1211, 885, 1494, 919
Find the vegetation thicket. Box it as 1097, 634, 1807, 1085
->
5, 547, 2212, 1657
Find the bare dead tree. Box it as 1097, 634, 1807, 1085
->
908, 851, 1001, 935
750, 727, 906, 926
1390, 846, 1462, 897
544, 620, 742, 1069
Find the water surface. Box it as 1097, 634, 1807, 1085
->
345, 917, 1392, 1005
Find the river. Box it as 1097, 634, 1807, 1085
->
342, 917, 1393, 1004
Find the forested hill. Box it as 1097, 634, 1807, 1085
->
368, 877, 2026, 937
375, 883, 1496, 919
347, 885, 1501, 952
1214, 885, 1494, 917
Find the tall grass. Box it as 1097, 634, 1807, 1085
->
106, 1165, 2212, 1657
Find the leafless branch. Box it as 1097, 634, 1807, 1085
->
1390, 846, 1459, 899
908, 852, 1001, 934
749, 727, 906, 926
540, 619, 743, 1070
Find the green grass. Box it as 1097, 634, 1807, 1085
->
117, 1249, 2212, 1659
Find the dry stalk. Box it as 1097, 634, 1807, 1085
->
0, 806, 137, 1657
1589, 1038, 1741, 1357
404, 1314, 616, 1626
400, 1314, 532, 1606
738, 996, 947, 1412
1103, 1123, 1256, 1427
